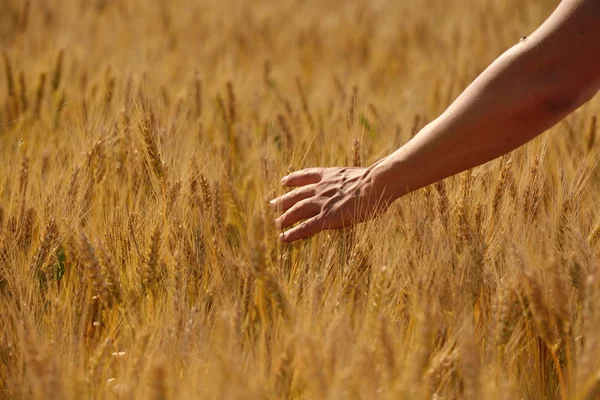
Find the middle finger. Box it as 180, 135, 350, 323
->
270, 184, 316, 213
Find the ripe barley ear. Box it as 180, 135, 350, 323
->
98, 243, 122, 304
295, 77, 313, 127
212, 181, 224, 234
19, 207, 36, 252
142, 225, 162, 292
21, 1, 31, 31
216, 94, 229, 128
589, 224, 600, 248
347, 85, 357, 129
226, 80, 236, 125
495, 279, 520, 349
456, 171, 473, 248
473, 202, 484, 236
586, 116, 597, 152
35, 73, 47, 117
379, 317, 396, 380
523, 274, 557, 349
188, 156, 200, 208
455, 199, 470, 253
80, 233, 110, 303
194, 74, 202, 120
51, 49, 64, 93
141, 115, 164, 181
549, 260, 571, 341
3, 52, 15, 99
151, 363, 168, 400
68, 165, 81, 199
506, 165, 518, 208
200, 174, 212, 213
166, 180, 181, 215
435, 180, 449, 228
492, 156, 512, 220
584, 376, 600, 400
250, 215, 267, 275
555, 198, 572, 254
411, 113, 422, 137
427, 347, 459, 387
86, 336, 112, 385
274, 341, 295, 398
19, 71, 27, 112
277, 113, 293, 155
423, 185, 433, 215
30, 219, 58, 280
104, 74, 115, 113
522, 156, 541, 222
119, 107, 130, 138
352, 138, 361, 167
19, 156, 29, 196
53, 90, 66, 130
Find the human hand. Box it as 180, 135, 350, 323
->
270, 166, 395, 242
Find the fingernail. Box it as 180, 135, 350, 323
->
279, 232, 285, 241
281, 176, 288, 184
269, 199, 275, 205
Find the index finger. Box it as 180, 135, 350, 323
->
281, 168, 324, 187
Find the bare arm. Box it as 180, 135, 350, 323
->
272, 0, 600, 242
373, 0, 600, 197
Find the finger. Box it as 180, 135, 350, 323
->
281, 168, 324, 187
280, 214, 324, 242
270, 185, 316, 213
275, 199, 320, 230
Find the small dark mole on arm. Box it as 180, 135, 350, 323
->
519, 36, 527, 42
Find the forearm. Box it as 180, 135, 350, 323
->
373, 0, 600, 200
372, 46, 579, 198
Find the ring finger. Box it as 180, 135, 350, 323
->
275, 198, 321, 230
270, 184, 316, 213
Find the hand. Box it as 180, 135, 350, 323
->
270, 166, 395, 242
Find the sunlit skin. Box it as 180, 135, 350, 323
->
271, 0, 600, 242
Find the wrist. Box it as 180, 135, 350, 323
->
370, 155, 410, 202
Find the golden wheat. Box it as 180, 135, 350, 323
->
1, 0, 599, 399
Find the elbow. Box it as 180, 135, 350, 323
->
540, 90, 585, 116
540, 85, 597, 116
535, 63, 600, 117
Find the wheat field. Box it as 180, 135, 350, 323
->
1, 0, 600, 399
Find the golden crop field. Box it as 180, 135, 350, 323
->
1, 0, 600, 398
